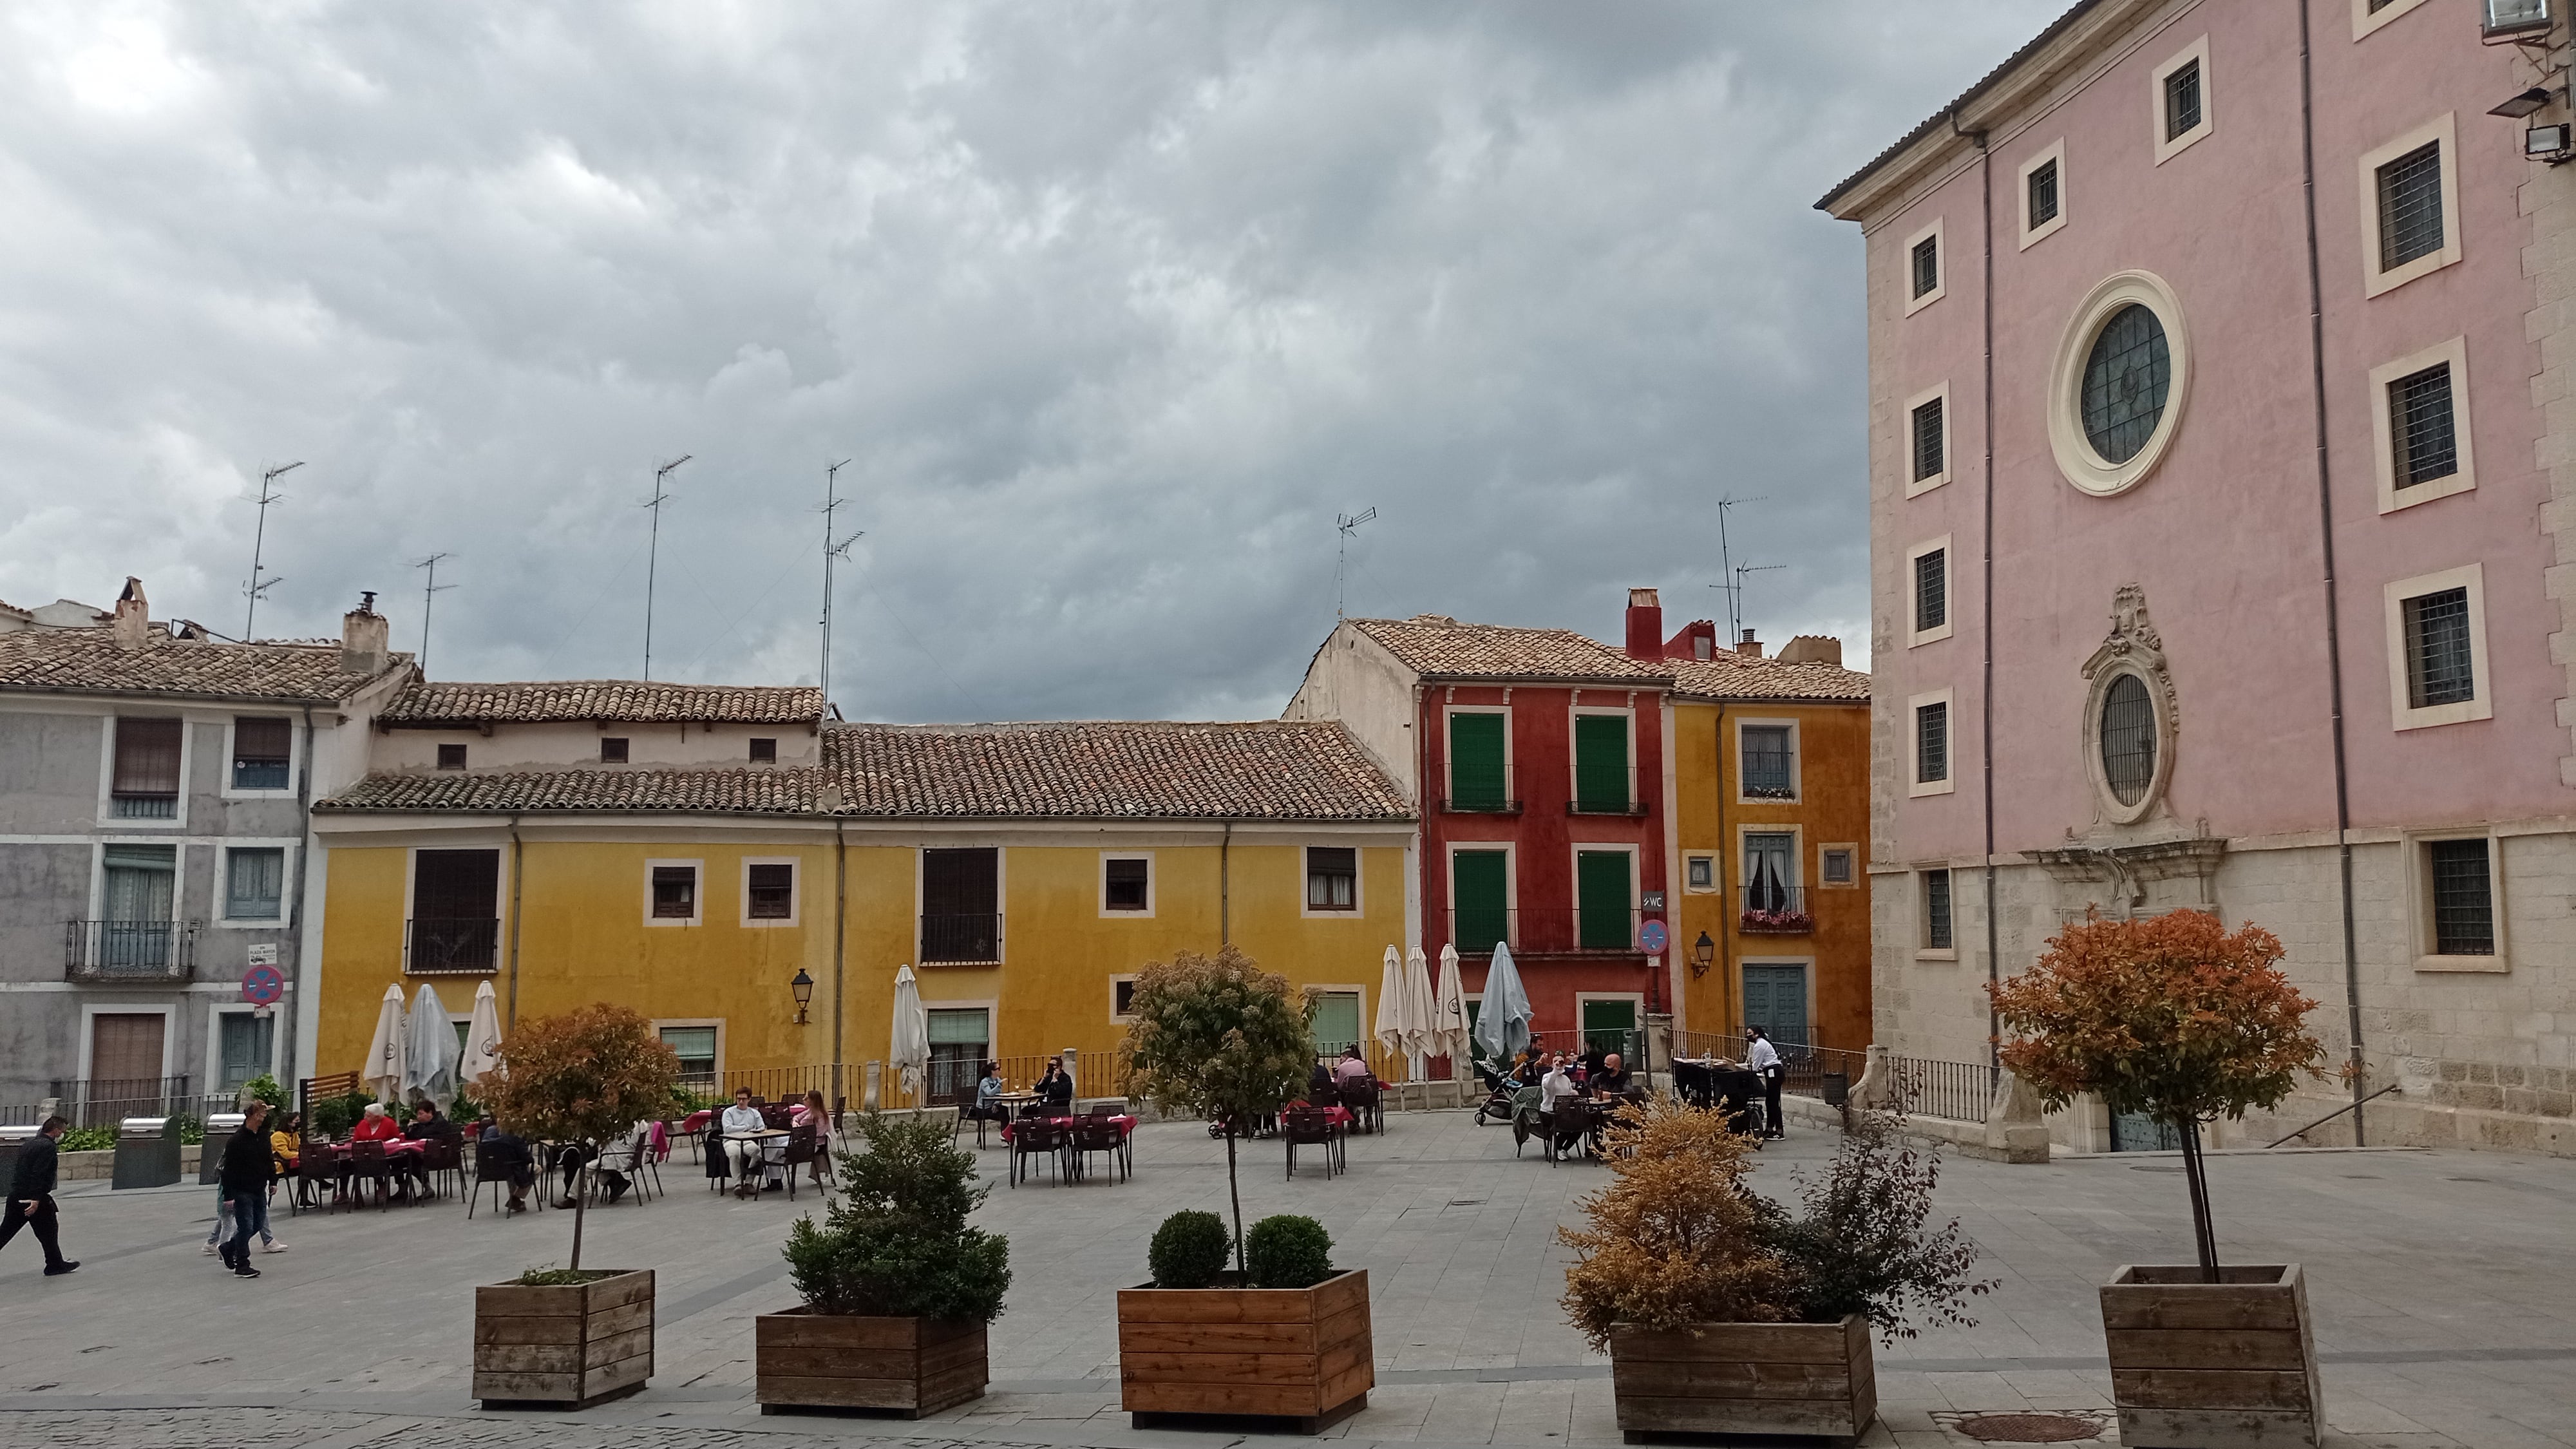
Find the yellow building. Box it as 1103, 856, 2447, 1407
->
1662, 636, 1872, 1056
307, 684, 1416, 1104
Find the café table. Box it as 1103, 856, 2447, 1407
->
309, 1137, 429, 1208
715, 1128, 791, 1198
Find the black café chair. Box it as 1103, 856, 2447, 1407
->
1341, 1078, 1381, 1135
781, 1124, 820, 1200
292, 1137, 340, 1214
346, 1141, 395, 1211
1283, 1106, 1344, 1180
1010, 1119, 1066, 1187
466, 1141, 538, 1218
1071, 1117, 1127, 1183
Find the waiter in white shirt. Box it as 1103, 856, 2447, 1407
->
1743, 1027, 1785, 1139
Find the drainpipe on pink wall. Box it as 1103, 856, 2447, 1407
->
1953, 108, 2002, 1093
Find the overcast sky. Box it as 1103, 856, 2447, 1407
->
1, 2, 2061, 722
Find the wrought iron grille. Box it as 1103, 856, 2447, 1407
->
1924, 870, 1953, 951
1912, 395, 1945, 481
2081, 303, 2170, 464
2163, 59, 2201, 140
406, 917, 498, 974
2390, 363, 2458, 488
2403, 587, 2474, 708
1915, 700, 1949, 784
920, 913, 1002, 963
2027, 158, 2059, 228
1915, 547, 1947, 632
1911, 235, 1939, 298
2099, 674, 2157, 805
2427, 838, 2494, 955
2377, 141, 2445, 272
1739, 735, 1796, 799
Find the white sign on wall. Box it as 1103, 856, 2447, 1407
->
246, 943, 279, 967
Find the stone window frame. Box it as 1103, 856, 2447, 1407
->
2150, 35, 2213, 166
740, 857, 800, 929
1917, 867, 1958, 960
2353, 0, 2432, 41
1908, 688, 1956, 798
1684, 854, 1718, 894
1902, 216, 1946, 316
2079, 585, 2179, 828
644, 858, 704, 929
2047, 270, 2193, 497
2017, 138, 2068, 250
1905, 381, 1952, 496
2368, 335, 2476, 514
2359, 112, 2461, 299
1907, 535, 1955, 648
1099, 850, 1155, 919
2401, 826, 2509, 973
1817, 843, 1860, 890
2382, 562, 2493, 731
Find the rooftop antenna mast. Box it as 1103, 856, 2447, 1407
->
412, 553, 456, 673
1707, 494, 1765, 642
818, 459, 861, 708
1732, 562, 1786, 648
243, 461, 303, 639
640, 455, 690, 680
1334, 507, 1377, 618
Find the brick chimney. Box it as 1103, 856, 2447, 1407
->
1624, 588, 1663, 660
1663, 619, 1719, 661
1776, 634, 1843, 667
341, 591, 390, 674
1736, 629, 1764, 659
111, 578, 150, 652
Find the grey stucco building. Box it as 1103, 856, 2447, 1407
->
0, 582, 411, 1117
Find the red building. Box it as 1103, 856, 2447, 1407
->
1286, 601, 1674, 1068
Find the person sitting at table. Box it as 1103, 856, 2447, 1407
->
1591, 1052, 1633, 1099
553, 1135, 634, 1207
1307, 1059, 1335, 1100
350, 1102, 401, 1142
269, 1112, 303, 1174
475, 1116, 536, 1213
719, 1088, 769, 1199
1333, 1047, 1372, 1086
401, 1102, 453, 1141
1038, 1059, 1074, 1114
967, 1063, 1009, 1128
1539, 1054, 1585, 1159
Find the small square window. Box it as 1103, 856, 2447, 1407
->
2425, 838, 2494, 955
437, 743, 467, 770
1916, 701, 1950, 785
2403, 587, 2475, 709
1923, 869, 1953, 951
601, 737, 630, 764
1104, 857, 1150, 911
1914, 549, 1947, 634
1307, 847, 1358, 911
1686, 857, 1714, 891
749, 737, 778, 764
1910, 234, 1940, 299
2377, 141, 2445, 273
231, 717, 291, 790
747, 863, 794, 920
1911, 397, 1946, 483
227, 847, 285, 920
1821, 848, 1855, 886
2164, 60, 2202, 141
2027, 158, 2059, 229
661, 1026, 717, 1081
652, 865, 697, 920
1113, 979, 1137, 1018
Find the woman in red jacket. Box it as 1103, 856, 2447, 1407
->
350, 1103, 401, 1142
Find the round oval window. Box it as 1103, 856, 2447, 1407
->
2099, 673, 2157, 806
2079, 303, 2171, 465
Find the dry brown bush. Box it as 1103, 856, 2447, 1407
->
1557, 1094, 1792, 1350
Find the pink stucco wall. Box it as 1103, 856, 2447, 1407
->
1865, 0, 2559, 860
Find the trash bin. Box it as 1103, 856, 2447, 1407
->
0, 1124, 38, 1190
1821, 1072, 1850, 1108
114, 1116, 182, 1189
200, 1113, 247, 1185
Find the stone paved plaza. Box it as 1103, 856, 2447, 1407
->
1, 1110, 2569, 1448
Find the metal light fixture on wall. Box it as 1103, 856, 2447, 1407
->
790, 968, 815, 1025
1690, 931, 1717, 980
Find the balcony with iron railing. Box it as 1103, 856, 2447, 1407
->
406, 917, 499, 974
921, 913, 1003, 965
64, 919, 197, 982
1567, 766, 1647, 817
1739, 885, 1813, 935
1739, 748, 1798, 800
1440, 765, 1522, 815
1447, 905, 1645, 956
109, 791, 178, 819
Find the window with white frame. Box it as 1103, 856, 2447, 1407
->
745, 862, 795, 921
1307, 846, 1358, 911
2152, 38, 2212, 163
225, 847, 285, 921
1910, 692, 1955, 795
1103, 855, 1151, 913
660, 1025, 718, 1084
217, 1011, 273, 1092
2383, 564, 2490, 730
2018, 140, 2067, 249
1908, 537, 1953, 647
649, 862, 701, 923
1685, 855, 1716, 892
1739, 723, 1797, 800
2361, 115, 2460, 296
1903, 219, 1945, 314
2422, 837, 2497, 959
1922, 869, 1954, 951
1905, 383, 1951, 495
2354, 0, 2432, 41
230, 717, 292, 791
2371, 337, 2474, 513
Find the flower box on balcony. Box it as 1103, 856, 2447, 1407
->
1739, 909, 1814, 935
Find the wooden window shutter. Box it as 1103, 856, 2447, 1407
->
1448, 714, 1506, 807
1574, 715, 1629, 811
113, 717, 183, 795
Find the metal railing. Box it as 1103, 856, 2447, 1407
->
1885, 1054, 1993, 1123
1441, 766, 1522, 815
1311, 1039, 1409, 1084
1739, 886, 1813, 934
675, 1065, 838, 1111
64, 919, 197, 980
109, 792, 178, 819
1740, 748, 1798, 800
1781, 1046, 1869, 1101
1446, 906, 1649, 954
46, 1074, 197, 1129
1569, 766, 1645, 816
406, 917, 498, 974
920, 913, 1001, 964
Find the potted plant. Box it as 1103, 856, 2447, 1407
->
470, 1003, 681, 1410
1116, 949, 1372, 1432
1561, 1096, 1989, 1445
758, 1113, 1010, 1416
1989, 909, 2332, 1449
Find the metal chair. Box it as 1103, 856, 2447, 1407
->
465, 1141, 538, 1218
1341, 1079, 1382, 1134
781, 1124, 821, 1200
419, 1136, 465, 1199
345, 1141, 395, 1211
1009, 1120, 1066, 1187
1071, 1118, 1127, 1182
1283, 1106, 1345, 1179
291, 1137, 339, 1215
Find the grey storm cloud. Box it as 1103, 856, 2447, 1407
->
0, 1, 2063, 721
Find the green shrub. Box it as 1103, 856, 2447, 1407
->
1149, 1211, 1233, 1289
238, 1074, 288, 1111
169, 1112, 205, 1146
311, 1090, 375, 1139
1244, 1215, 1334, 1290
59, 1126, 115, 1153
783, 1113, 1011, 1322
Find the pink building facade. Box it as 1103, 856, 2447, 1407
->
1825, 0, 2575, 1155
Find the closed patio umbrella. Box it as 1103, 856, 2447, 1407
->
459, 980, 504, 1087
1401, 946, 1437, 1059
363, 984, 408, 1106
1373, 946, 1406, 1068
1431, 944, 1470, 1066
1471, 942, 1531, 1067
890, 965, 929, 1103
404, 983, 459, 1112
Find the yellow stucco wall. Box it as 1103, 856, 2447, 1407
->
316, 830, 1410, 1095
1669, 699, 1872, 1052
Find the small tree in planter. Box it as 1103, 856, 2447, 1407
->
761, 1113, 1010, 1416
1988, 910, 2333, 1449
1123, 1209, 1372, 1431
469, 1004, 679, 1410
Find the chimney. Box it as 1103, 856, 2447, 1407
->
111, 577, 150, 652
341, 591, 390, 674
1776, 634, 1844, 667
1663, 619, 1719, 661
1736, 628, 1764, 660
1624, 588, 1663, 661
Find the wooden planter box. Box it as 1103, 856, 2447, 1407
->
473, 1269, 654, 1410
755, 1309, 988, 1417
1607, 1316, 1875, 1445
1116, 1269, 1372, 1434
2101, 1264, 2322, 1449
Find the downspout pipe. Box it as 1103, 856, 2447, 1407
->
1714, 701, 1734, 1037
1221, 822, 1233, 946
2297, 0, 2368, 1142
1957, 111, 2003, 1090
279, 705, 317, 1089
833, 818, 848, 1114
504, 814, 526, 1030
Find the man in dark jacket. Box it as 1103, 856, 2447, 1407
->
216, 1104, 273, 1278
2, 1116, 76, 1276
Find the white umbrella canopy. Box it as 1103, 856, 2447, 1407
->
363, 984, 408, 1105
404, 983, 459, 1111
890, 965, 930, 1101
1431, 945, 1470, 1065
459, 980, 504, 1086
1400, 946, 1437, 1057
1470, 942, 1531, 1066
1372, 946, 1406, 1061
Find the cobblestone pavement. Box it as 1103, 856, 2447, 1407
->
1, 1111, 2569, 1448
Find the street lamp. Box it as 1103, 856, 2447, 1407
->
790, 968, 815, 1025
1690, 931, 1716, 980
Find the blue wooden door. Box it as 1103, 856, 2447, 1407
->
1740, 964, 1809, 1051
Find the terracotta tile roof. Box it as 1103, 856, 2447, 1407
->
319, 720, 1412, 822
0, 627, 410, 703
380, 681, 828, 726
1667, 654, 1871, 704
1349, 616, 1671, 685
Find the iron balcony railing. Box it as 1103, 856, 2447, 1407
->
921, 913, 1002, 964
1449, 907, 1644, 955
1739, 748, 1798, 800
1739, 886, 1813, 934
64, 919, 197, 981
109, 791, 178, 819
1440, 765, 1522, 815
1568, 766, 1646, 816
406, 917, 499, 974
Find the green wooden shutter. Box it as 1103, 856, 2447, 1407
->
1576, 850, 1633, 950
1449, 714, 1506, 808
1574, 715, 1629, 812
1580, 999, 1637, 1063
1311, 992, 1362, 1053
1452, 851, 1509, 952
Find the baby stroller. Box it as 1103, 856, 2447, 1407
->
1472, 1061, 1537, 1124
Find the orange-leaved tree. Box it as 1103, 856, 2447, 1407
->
1986, 910, 2327, 1280
478, 1003, 681, 1273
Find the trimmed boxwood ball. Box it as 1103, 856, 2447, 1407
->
1150, 1210, 1233, 1289
1245, 1214, 1334, 1290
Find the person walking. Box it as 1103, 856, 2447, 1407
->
1743, 1027, 1785, 1140
204, 1113, 289, 1256
216, 1104, 274, 1278
2, 1115, 77, 1277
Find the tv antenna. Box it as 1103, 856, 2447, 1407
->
1334, 508, 1377, 618
242, 461, 303, 639
817, 459, 862, 706
640, 455, 690, 680
1706, 495, 1765, 642
1728, 563, 1786, 647
412, 553, 456, 672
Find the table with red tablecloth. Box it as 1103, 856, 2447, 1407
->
1295, 1104, 1354, 1130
